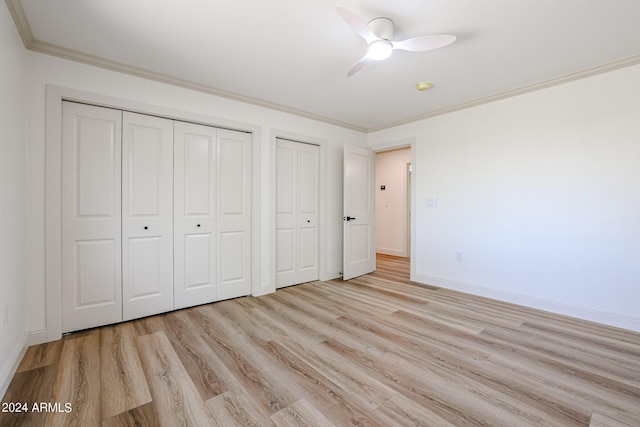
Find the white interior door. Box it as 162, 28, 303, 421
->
276, 139, 319, 288
343, 145, 375, 280
122, 112, 174, 320
217, 128, 252, 300
174, 121, 217, 309
61, 102, 123, 332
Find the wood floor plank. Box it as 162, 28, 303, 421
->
270, 398, 336, 427
162, 310, 228, 401
282, 285, 344, 321
172, 310, 270, 425
187, 305, 299, 415
0, 365, 58, 427
275, 335, 398, 410
136, 331, 219, 427
589, 409, 640, 427
375, 393, 460, 427
521, 320, 640, 370
479, 326, 640, 400
101, 322, 152, 419
15, 340, 63, 373
259, 339, 397, 426
230, 296, 326, 346
131, 313, 167, 337
194, 300, 397, 425
323, 311, 586, 425
44, 330, 101, 427
379, 351, 569, 426
4, 254, 640, 426
374, 311, 591, 424
205, 392, 264, 427
102, 402, 159, 427
165, 309, 275, 426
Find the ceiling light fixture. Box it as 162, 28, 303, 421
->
336, 7, 456, 76
416, 81, 433, 91
367, 40, 393, 60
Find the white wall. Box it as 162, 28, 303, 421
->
24, 52, 366, 341
0, 3, 27, 397
368, 64, 640, 332
376, 147, 411, 256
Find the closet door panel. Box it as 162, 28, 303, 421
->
74, 240, 118, 305
217, 129, 251, 299
275, 139, 319, 287
275, 140, 297, 287
299, 228, 318, 269
128, 133, 162, 215
220, 232, 245, 282
122, 112, 174, 320
297, 143, 320, 283
174, 122, 217, 309
61, 102, 122, 332
276, 228, 295, 276
184, 234, 212, 285
128, 236, 162, 296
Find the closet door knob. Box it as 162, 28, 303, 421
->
144, 226, 148, 230
197, 224, 201, 228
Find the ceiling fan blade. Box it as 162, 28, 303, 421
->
393, 34, 456, 52
335, 6, 378, 45
347, 55, 372, 77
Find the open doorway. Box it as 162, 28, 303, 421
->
375, 146, 412, 279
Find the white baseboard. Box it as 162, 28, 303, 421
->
0, 332, 27, 400
27, 329, 48, 346
321, 270, 342, 281
252, 287, 275, 297
413, 273, 640, 333
376, 248, 407, 257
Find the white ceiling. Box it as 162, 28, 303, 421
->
8, 0, 640, 131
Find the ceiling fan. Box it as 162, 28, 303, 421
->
335, 6, 456, 76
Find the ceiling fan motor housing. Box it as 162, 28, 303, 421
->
368, 17, 393, 40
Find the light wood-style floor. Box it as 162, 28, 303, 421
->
2, 254, 640, 426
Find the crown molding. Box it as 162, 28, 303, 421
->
27, 39, 368, 133
368, 53, 640, 133
5, 0, 366, 132
5, 0, 33, 47
7, 0, 640, 134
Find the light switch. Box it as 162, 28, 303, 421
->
426, 197, 438, 208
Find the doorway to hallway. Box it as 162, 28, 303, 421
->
370, 253, 410, 284
375, 146, 411, 260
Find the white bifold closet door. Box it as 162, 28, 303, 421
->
174, 124, 252, 305
61, 102, 252, 332
121, 112, 174, 321
61, 102, 123, 332
217, 129, 252, 300
173, 121, 217, 309
276, 139, 319, 288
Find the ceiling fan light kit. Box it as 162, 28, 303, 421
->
335, 6, 456, 76
367, 40, 393, 60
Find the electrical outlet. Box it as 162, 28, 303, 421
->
456, 252, 464, 262
2, 304, 8, 326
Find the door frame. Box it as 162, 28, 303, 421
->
369, 138, 417, 280
406, 161, 412, 257
44, 85, 262, 342
270, 130, 328, 289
